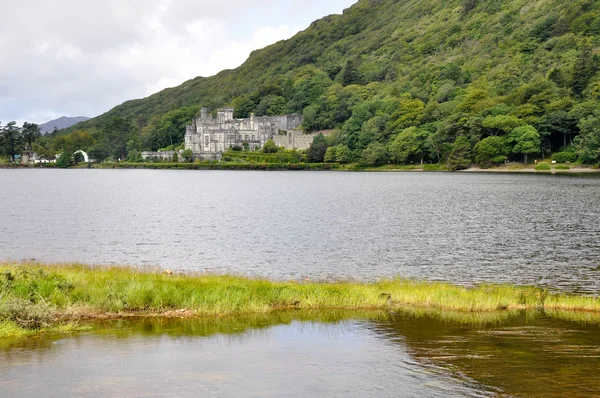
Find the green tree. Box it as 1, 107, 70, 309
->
388, 127, 429, 164
0, 122, 24, 162
336, 145, 352, 164
56, 150, 74, 168
575, 114, 600, 164
510, 125, 541, 163
572, 39, 598, 96
103, 116, 136, 161
88, 146, 111, 163
474, 136, 509, 167
181, 149, 194, 163
341, 58, 363, 86
263, 139, 278, 153
307, 134, 328, 162
324, 146, 338, 163
73, 151, 85, 164
447, 135, 472, 171
172, 151, 179, 162
359, 142, 388, 166
22, 122, 41, 150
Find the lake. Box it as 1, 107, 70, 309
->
1, 169, 600, 292
2, 310, 600, 397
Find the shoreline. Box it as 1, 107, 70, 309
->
1, 162, 598, 173
3, 262, 600, 337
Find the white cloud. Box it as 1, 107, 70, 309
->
0, 0, 356, 124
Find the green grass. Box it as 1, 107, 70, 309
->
554, 164, 571, 170
3, 262, 600, 339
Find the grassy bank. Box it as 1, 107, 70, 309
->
3, 262, 600, 337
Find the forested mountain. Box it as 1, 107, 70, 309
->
54, 0, 600, 166
40, 116, 90, 134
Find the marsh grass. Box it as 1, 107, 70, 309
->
2, 262, 600, 337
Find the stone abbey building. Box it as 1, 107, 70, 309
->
184, 108, 303, 157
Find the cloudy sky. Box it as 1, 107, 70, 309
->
0, 0, 356, 125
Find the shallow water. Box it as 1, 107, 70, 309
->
2, 310, 600, 397
1, 170, 600, 292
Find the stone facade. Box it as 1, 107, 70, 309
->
184, 108, 303, 156
273, 130, 325, 150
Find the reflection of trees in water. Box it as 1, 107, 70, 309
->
370, 309, 600, 398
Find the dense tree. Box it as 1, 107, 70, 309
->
447, 135, 472, 171
474, 136, 509, 167
575, 113, 600, 164
324, 146, 337, 163
510, 125, 541, 163
360, 142, 389, 166
0, 122, 24, 162
56, 150, 74, 168
388, 127, 429, 164
87, 146, 111, 163
103, 116, 136, 161
22, 123, 41, 150
572, 39, 598, 96
336, 145, 352, 164
306, 134, 328, 163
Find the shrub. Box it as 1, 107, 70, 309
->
555, 164, 570, 170
554, 147, 578, 163
262, 140, 278, 154
535, 162, 551, 170
0, 297, 54, 329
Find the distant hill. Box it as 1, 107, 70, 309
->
40, 116, 90, 134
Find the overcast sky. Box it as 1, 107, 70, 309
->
0, 0, 356, 125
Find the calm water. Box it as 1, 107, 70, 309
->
2, 310, 600, 397
1, 169, 600, 291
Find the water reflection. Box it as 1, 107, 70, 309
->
2, 310, 600, 397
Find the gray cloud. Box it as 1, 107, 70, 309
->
0, 0, 355, 124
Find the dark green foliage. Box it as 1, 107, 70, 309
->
73, 151, 85, 164
572, 39, 598, 96
56, 151, 74, 168
0, 122, 24, 162
307, 134, 328, 163
359, 142, 389, 166
181, 149, 194, 163
103, 116, 136, 161
510, 125, 541, 163
554, 146, 578, 163
474, 136, 509, 167
447, 136, 472, 171
575, 113, 600, 164
21, 122, 41, 149
262, 140, 278, 153
87, 146, 111, 162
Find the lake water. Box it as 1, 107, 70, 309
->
2, 310, 600, 397
1, 169, 600, 292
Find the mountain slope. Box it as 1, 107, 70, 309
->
40, 116, 90, 134
64, 0, 600, 163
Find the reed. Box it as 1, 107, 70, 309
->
2, 262, 600, 336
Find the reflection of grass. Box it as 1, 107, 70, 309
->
4, 262, 600, 337
545, 309, 600, 325
393, 306, 522, 326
